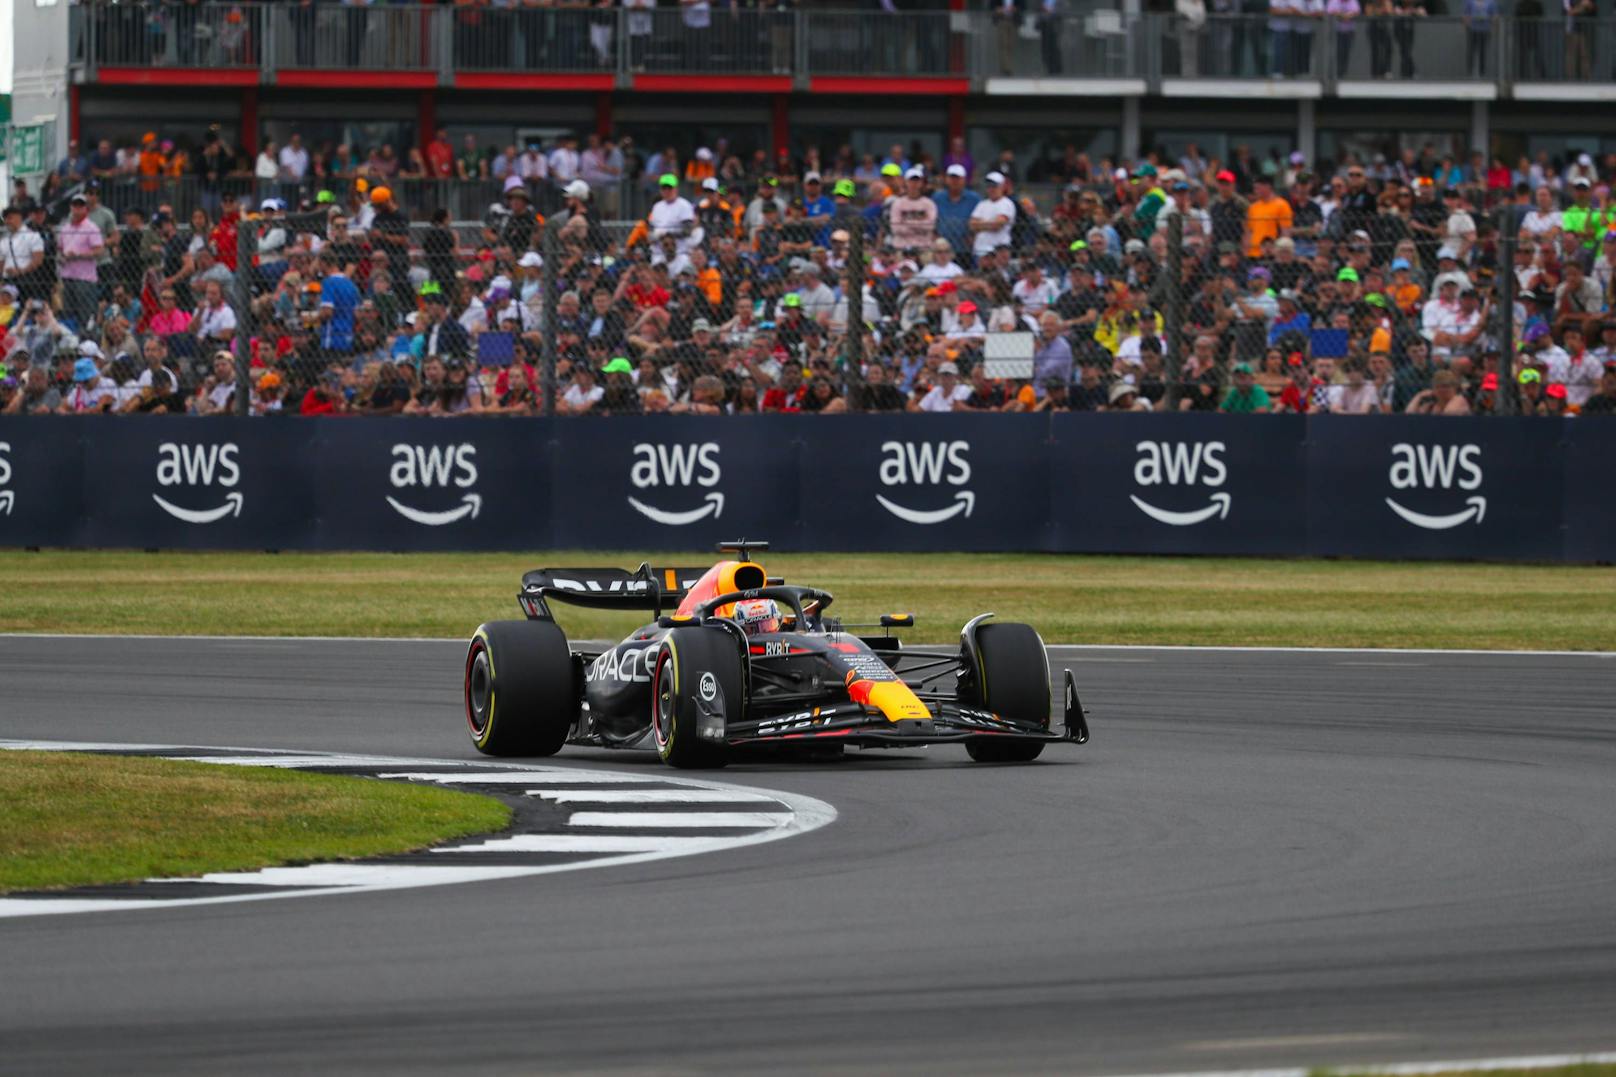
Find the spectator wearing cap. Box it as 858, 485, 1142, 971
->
419, 282, 470, 362
917, 238, 964, 287
1130, 164, 1168, 232
1209, 170, 1249, 251
58, 355, 117, 414
1219, 361, 1272, 413
648, 174, 702, 257
1, 205, 44, 301
122, 335, 180, 414
798, 172, 835, 240
946, 300, 988, 346
968, 172, 1015, 262
1268, 288, 1311, 347
56, 194, 104, 333
1442, 188, 1478, 258
366, 186, 412, 289
1562, 175, 1610, 252
910, 360, 970, 413
887, 169, 939, 254
933, 164, 981, 259
1155, 178, 1211, 240
1516, 366, 1548, 415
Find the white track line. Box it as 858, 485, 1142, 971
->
1106, 1049, 1616, 1077
2, 632, 1612, 657
0, 743, 837, 919
439, 834, 736, 854
567, 811, 792, 829
530, 789, 775, 804
377, 771, 663, 785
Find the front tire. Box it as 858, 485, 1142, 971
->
465, 620, 578, 756
962, 621, 1050, 763
651, 629, 740, 769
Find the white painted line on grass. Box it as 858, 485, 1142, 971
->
567, 811, 793, 829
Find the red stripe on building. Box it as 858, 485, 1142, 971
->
277, 70, 438, 89
808, 77, 970, 96
95, 67, 258, 86
454, 73, 616, 91
632, 75, 793, 94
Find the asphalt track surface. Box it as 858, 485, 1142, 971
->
4, 636, 1615, 1076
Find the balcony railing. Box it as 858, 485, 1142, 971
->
69, 4, 1605, 96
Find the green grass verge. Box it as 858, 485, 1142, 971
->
2, 550, 1612, 651
0, 751, 511, 893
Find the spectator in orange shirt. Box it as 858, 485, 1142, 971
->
1245, 176, 1292, 257
685, 148, 716, 185
1387, 256, 1423, 313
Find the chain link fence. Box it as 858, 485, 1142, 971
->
6, 167, 1614, 420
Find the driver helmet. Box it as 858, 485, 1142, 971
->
732, 598, 781, 636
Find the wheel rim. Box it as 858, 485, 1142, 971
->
466, 644, 492, 737
652, 651, 674, 749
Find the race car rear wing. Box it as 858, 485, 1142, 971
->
518, 563, 712, 619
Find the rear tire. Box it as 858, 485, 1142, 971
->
962, 621, 1049, 763
465, 620, 578, 756
651, 629, 740, 769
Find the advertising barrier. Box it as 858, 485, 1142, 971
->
0, 415, 1608, 562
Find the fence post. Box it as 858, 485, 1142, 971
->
233, 217, 256, 417
840, 205, 865, 410
541, 217, 559, 416
1163, 211, 1184, 411
1495, 213, 1515, 416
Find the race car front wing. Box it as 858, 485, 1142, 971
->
725, 670, 1091, 750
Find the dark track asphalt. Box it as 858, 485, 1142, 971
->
3, 636, 1615, 1076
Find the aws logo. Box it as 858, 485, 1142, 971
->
1385, 443, 1486, 529
1130, 440, 1230, 526
0, 441, 11, 516
877, 440, 974, 525
627, 442, 723, 525
388, 444, 481, 526
153, 443, 243, 523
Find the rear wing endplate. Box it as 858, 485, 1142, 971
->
518, 563, 711, 619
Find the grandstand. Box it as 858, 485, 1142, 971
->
3, 2, 1615, 418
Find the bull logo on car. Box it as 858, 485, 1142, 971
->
387, 443, 481, 526
153, 442, 243, 524
0, 441, 12, 516
1130, 440, 1230, 526
876, 440, 974, 525
1385, 443, 1486, 530
627, 442, 724, 525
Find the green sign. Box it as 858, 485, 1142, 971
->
9, 125, 46, 175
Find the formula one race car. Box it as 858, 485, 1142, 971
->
462, 541, 1089, 768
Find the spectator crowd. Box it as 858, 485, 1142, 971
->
7, 127, 1616, 420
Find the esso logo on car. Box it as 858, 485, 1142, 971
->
627, 442, 724, 526
1128, 440, 1232, 527
1385, 442, 1487, 530
386, 443, 482, 526
875, 440, 975, 525
152, 442, 244, 524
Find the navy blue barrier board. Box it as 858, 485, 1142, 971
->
78, 417, 319, 550
0, 417, 89, 547
1049, 413, 1308, 555
793, 414, 1052, 551
1305, 416, 1568, 561
0, 414, 1610, 561
1564, 420, 1616, 563
550, 417, 804, 550
308, 418, 553, 551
